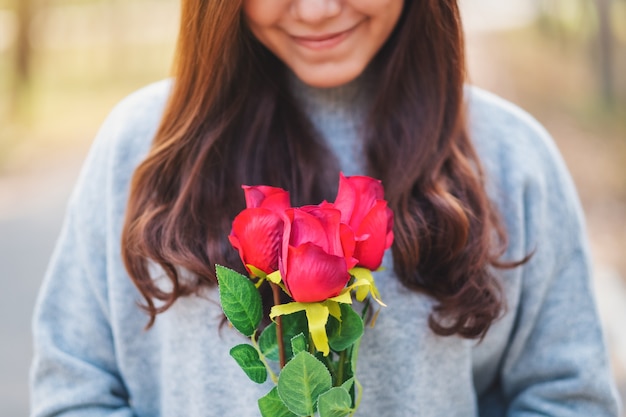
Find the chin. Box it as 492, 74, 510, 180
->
294, 64, 365, 89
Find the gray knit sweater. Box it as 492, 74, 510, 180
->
30, 78, 621, 416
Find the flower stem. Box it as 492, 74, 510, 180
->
270, 282, 287, 368
337, 349, 346, 385
323, 354, 338, 383
251, 333, 278, 384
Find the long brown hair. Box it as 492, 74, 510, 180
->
122, 0, 519, 338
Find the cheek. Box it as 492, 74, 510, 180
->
242, 0, 287, 27
375, 2, 403, 42
348, 0, 403, 37
355, 0, 404, 13
360, 0, 404, 13
242, 0, 290, 52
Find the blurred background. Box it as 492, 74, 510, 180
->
0, 0, 624, 415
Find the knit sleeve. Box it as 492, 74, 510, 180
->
479, 97, 621, 416
28, 88, 154, 416
30, 205, 135, 417
501, 183, 620, 416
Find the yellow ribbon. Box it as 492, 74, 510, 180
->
348, 267, 386, 307
269, 291, 355, 356
264, 267, 386, 356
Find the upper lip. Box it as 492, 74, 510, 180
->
292, 22, 360, 42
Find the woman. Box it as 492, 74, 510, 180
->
30, 0, 621, 416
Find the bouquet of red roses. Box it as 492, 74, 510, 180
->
215, 173, 394, 417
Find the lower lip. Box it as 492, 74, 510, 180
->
292, 25, 358, 51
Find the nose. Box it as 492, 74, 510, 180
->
291, 0, 341, 24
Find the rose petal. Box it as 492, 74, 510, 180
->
242, 185, 290, 211
288, 208, 332, 251
260, 191, 291, 212
283, 243, 350, 303
334, 173, 384, 227
230, 207, 284, 274
385, 206, 395, 249
333, 173, 358, 224
340, 223, 358, 270
353, 201, 393, 270
300, 205, 344, 257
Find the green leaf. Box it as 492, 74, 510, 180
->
229, 344, 267, 384
216, 265, 262, 337
259, 311, 307, 361
258, 387, 298, 417
317, 387, 353, 417
341, 377, 355, 408
277, 351, 332, 416
341, 377, 354, 393
259, 322, 283, 361
291, 333, 307, 355
327, 304, 364, 352
351, 336, 361, 375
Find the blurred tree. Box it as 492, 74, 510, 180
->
537, 0, 618, 108
596, 0, 615, 107
11, 0, 34, 118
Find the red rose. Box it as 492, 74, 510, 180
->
280, 205, 357, 303
333, 173, 394, 270
228, 186, 290, 275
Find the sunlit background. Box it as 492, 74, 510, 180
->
0, 0, 624, 415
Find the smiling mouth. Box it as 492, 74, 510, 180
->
291, 22, 362, 51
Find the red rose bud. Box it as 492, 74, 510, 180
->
333, 173, 394, 270
228, 186, 291, 275
280, 206, 357, 303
